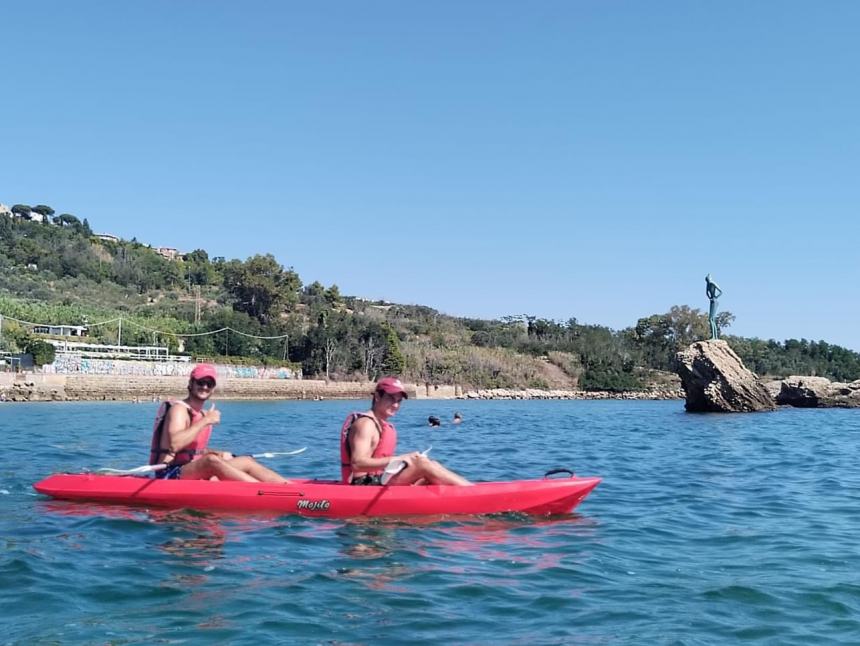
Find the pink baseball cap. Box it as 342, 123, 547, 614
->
190, 363, 218, 384
376, 376, 408, 398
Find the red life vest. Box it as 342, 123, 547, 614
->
339, 412, 397, 483
149, 399, 213, 466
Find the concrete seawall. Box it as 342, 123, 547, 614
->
0, 373, 389, 402
0, 373, 682, 403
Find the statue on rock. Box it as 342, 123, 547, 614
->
675, 340, 776, 412
705, 274, 722, 340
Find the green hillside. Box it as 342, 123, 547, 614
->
2, 203, 859, 388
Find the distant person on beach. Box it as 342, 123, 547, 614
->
453, 412, 462, 425
149, 363, 289, 482
340, 376, 471, 486
705, 274, 723, 340
428, 415, 441, 427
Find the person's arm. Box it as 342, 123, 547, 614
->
164, 404, 220, 457
349, 418, 418, 472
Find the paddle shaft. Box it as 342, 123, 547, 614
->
96, 447, 308, 475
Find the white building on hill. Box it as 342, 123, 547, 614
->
32, 324, 89, 337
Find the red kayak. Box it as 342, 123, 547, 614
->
33, 473, 600, 517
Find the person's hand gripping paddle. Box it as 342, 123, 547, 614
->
380, 446, 432, 485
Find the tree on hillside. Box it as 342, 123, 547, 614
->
11, 204, 31, 216
0, 214, 11, 240
26, 339, 56, 366
414, 344, 456, 387
727, 336, 860, 381
360, 333, 383, 379
53, 213, 81, 228
358, 321, 388, 379
304, 281, 325, 298
183, 309, 265, 358
15, 237, 43, 265
0, 320, 32, 353
110, 246, 143, 287
300, 310, 352, 379
632, 305, 735, 370
184, 249, 216, 286
223, 254, 302, 324
31, 205, 55, 217
632, 314, 674, 369
138, 251, 183, 290
105, 244, 178, 291
58, 238, 101, 279
325, 284, 342, 306
381, 324, 406, 375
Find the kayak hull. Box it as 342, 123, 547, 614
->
33, 474, 600, 517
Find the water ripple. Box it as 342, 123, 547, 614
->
4, 400, 860, 643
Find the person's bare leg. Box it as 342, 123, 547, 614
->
385, 467, 423, 485
421, 459, 472, 486
179, 455, 260, 482
388, 457, 471, 486
226, 456, 290, 483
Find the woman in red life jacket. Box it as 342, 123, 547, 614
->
150, 364, 289, 482
340, 376, 471, 486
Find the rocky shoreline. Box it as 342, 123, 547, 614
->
460, 387, 684, 401
767, 375, 860, 408
3, 371, 857, 407
674, 340, 860, 411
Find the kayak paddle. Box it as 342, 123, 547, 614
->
97, 463, 168, 475
95, 447, 308, 475
250, 448, 308, 458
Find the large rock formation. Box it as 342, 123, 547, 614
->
776, 376, 860, 408
675, 340, 776, 412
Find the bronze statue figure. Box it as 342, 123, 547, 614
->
705, 274, 722, 340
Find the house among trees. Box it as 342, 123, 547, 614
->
6, 204, 50, 223
0, 204, 12, 217
32, 324, 89, 337
95, 233, 120, 243
156, 247, 180, 260
18, 211, 46, 223
47, 339, 184, 362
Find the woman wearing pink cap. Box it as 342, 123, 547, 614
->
340, 376, 471, 486
149, 363, 289, 482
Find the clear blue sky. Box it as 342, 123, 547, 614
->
2, 2, 859, 350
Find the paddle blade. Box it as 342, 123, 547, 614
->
252, 447, 308, 459
380, 447, 431, 485
96, 464, 167, 475
380, 459, 407, 485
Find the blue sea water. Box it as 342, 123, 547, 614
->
2, 399, 860, 645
